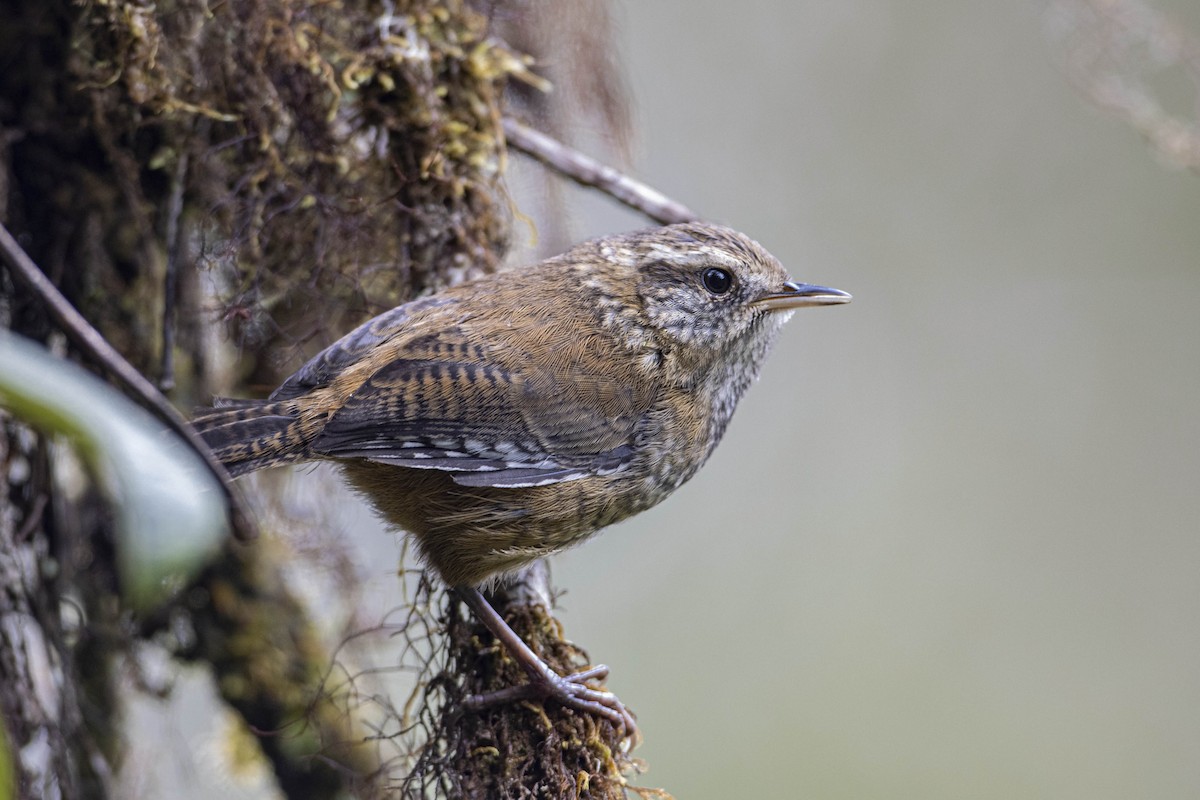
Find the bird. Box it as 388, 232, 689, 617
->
192, 221, 850, 736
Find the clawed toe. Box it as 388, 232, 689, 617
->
457, 587, 638, 743
465, 664, 638, 741
541, 667, 637, 739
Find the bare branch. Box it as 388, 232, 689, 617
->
1046, 0, 1200, 172
502, 117, 700, 225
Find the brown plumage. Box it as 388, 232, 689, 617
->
192, 221, 849, 731
194, 222, 849, 585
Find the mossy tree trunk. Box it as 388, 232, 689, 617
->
1, 1, 647, 798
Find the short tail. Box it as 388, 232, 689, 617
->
191, 398, 308, 477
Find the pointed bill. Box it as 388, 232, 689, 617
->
756, 281, 852, 311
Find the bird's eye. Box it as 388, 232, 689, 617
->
701, 267, 734, 295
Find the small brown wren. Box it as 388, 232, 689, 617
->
193, 221, 850, 735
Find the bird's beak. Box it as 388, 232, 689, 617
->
756, 282, 852, 311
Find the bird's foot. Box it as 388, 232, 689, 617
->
464, 663, 638, 743
457, 586, 639, 743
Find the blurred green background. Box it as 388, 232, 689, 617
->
544, 1, 1200, 797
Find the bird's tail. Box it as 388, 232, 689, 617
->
191, 398, 308, 477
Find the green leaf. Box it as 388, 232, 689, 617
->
0, 331, 228, 609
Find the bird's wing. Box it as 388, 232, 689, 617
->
308, 326, 656, 488
270, 296, 457, 401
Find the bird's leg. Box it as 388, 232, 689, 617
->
457, 586, 638, 739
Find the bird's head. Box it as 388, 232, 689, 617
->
584, 223, 850, 390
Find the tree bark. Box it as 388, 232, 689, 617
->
0, 1, 648, 797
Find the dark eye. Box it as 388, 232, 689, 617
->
701, 267, 733, 295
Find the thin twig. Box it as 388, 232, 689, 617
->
501, 118, 700, 226
0, 223, 254, 540
159, 150, 189, 391
1047, 0, 1200, 172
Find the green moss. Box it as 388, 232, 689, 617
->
73, 0, 531, 387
